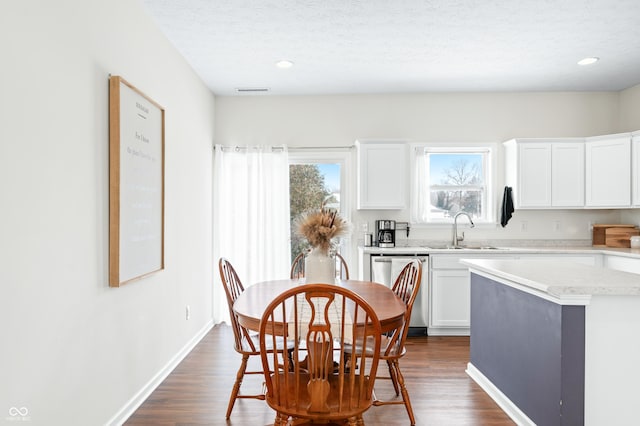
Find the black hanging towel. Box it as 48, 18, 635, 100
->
501, 186, 514, 227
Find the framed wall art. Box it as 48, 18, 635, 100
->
109, 75, 165, 287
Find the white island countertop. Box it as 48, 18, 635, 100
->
461, 258, 640, 300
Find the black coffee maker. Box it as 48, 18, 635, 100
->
375, 220, 396, 248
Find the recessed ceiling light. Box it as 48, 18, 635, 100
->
578, 57, 599, 66
276, 60, 294, 69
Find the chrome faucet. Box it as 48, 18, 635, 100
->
451, 212, 475, 248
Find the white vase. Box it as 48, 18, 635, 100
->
304, 247, 336, 284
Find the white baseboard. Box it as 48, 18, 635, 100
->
427, 327, 470, 336
465, 362, 534, 426
106, 320, 214, 426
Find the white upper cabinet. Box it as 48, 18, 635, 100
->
585, 133, 631, 207
505, 140, 546, 208
504, 138, 584, 208
552, 142, 585, 207
356, 140, 407, 209
632, 132, 640, 206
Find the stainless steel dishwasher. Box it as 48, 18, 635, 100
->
370, 254, 428, 334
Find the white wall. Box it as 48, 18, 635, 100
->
620, 83, 640, 226
215, 92, 626, 255
0, 1, 215, 425
619, 83, 640, 132
215, 92, 619, 145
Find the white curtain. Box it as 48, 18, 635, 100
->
411, 148, 428, 223
212, 145, 291, 324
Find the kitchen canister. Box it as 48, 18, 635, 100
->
631, 236, 640, 248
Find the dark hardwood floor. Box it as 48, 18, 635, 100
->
125, 324, 515, 425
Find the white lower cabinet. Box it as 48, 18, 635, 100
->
429, 254, 517, 336
523, 254, 601, 266
430, 269, 470, 332
604, 255, 640, 274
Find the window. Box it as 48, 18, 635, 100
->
289, 151, 350, 261
412, 144, 496, 224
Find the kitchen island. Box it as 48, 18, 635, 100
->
461, 259, 640, 426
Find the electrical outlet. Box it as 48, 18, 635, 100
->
520, 221, 528, 232
186, 305, 191, 320
554, 221, 561, 232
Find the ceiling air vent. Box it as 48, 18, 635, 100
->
235, 87, 270, 93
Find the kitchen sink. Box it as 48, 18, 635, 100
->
457, 245, 500, 250
424, 244, 502, 250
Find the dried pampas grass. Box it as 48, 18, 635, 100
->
295, 207, 348, 254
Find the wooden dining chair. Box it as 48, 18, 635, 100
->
290, 251, 307, 279
259, 284, 382, 425
335, 253, 350, 280
290, 251, 350, 280
218, 257, 292, 419
345, 259, 422, 425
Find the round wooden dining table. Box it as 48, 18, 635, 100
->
233, 279, 406, 333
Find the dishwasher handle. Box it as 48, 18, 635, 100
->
371, 257, 427, 263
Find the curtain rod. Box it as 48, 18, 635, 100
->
214, 145, 354, 152
214, 145, 284, 152
289, 145, 354, 151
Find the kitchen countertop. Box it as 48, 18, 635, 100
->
461, 258, 640, 299
361, 244, 640, 259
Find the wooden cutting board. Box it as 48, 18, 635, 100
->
593, 224, 637, 246
605, 227, 640, 248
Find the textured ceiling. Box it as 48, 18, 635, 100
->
142, 0, 640, 96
